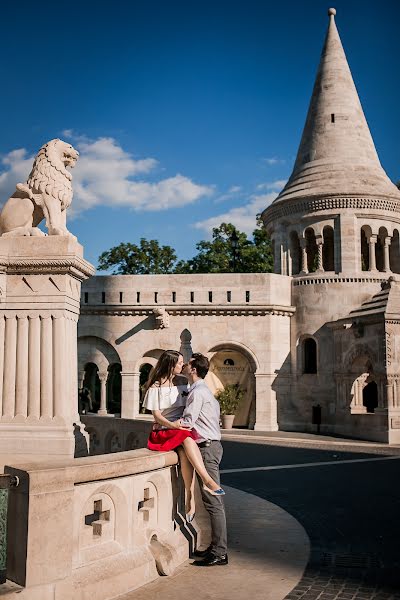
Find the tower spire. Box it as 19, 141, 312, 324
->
274, 8, 400, 203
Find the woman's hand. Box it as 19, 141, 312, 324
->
172, 419, 191, 431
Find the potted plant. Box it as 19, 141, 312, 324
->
215, 383, 245, 429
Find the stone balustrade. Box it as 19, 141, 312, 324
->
4, 448, 204, 600
81, 414, 153, 455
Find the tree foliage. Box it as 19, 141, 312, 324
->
97, 220, 273, 274
174, 220, 273, 274
98, 239, 177, 274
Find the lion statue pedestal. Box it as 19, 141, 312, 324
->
0, 140, 95, 464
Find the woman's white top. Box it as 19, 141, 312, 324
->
143, 384, 189, 424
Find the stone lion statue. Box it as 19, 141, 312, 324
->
0, 138, 79, 238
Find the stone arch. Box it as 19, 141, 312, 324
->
85, 427, 100, 455
360, 225, 372, 271
344, 344, 376, 370
125, 432, 141, 451
390, 229, 400, 273
82, 363, 100, 412
207, 342, 258, 428
305, 228, 318, 273
322, 226, 335, 271
78, 336, 122, 415
289, 231, 301, 275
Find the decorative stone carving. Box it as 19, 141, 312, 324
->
0, 139, 79, 239
153, 306, 170, 329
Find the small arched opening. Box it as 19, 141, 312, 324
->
322, 226, 335, 271
305, 228, 318, 273
303, 338, 317, 374
289, 231, 301, 275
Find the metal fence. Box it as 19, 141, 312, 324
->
0, 474, 19, 584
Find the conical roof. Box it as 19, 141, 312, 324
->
274, 8, 400, 205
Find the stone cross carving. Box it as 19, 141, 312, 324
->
85, 499, 110, 536
0, 138, 79, 239
138, 487, 155, 522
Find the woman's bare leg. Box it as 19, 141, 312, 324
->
182, 438, 222, 492
176, 447, 196, 516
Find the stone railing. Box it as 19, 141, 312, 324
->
81, 415, 153, 454
4, 449, 207, 600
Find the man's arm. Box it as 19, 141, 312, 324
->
181, 389, 204, 429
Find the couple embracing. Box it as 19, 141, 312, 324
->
142, 350, 228, 567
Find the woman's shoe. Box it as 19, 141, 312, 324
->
203, 485, 225, 496
186, 512, 195, 523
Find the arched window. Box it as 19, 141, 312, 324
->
360, 228, 369, 271
305, 228, 317, 273
363, 381, 378, 413
376, 227, 388, 272
303, 338, 317, 374
289, 231, 301, 275
390, 229, 400, 273
322, 226, 335, 271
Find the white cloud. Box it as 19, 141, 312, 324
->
194, 191, 278, 235
214, 184, 243, 204
256, 179, 287, 191
263, 157, 285, 166
0, 136, 213, 216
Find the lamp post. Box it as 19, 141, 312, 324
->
230, 230, 239, 272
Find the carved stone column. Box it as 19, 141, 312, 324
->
316, 236, 324, 272
98, 371, 108, 416
383, 236, 392, 273
0, 237, 95, 462
300, 239, 308, 274
368, 235, 377, 271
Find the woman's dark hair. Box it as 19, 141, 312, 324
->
144, 350, 182, 393
190, 353, 209, 379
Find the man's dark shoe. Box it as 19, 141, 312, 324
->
192, 553, 228, 566
192, 545, 212, 558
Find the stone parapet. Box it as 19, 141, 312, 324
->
4, 449, 193, 600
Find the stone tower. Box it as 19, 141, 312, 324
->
262, 9, 400, 439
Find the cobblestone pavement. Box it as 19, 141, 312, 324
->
220, 437, 400, 599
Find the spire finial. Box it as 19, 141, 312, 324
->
328, 7, 336, 17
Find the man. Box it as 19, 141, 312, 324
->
181, 353, 228, 567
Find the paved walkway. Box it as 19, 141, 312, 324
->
121, 485, 310, 600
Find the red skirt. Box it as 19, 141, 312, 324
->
147, 428, 199, 452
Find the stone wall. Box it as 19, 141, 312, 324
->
4, 449, 204, 600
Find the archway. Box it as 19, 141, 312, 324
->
376, 227, 388, 272
360, 226, 371, 271
207, 345, 257, 428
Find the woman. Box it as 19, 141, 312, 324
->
143, 350, 224, 522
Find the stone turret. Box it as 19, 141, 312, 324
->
262, 8, 400, 277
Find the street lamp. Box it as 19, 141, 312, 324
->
230, 230, 239, 273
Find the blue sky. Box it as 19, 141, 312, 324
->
0, 0, 398, 270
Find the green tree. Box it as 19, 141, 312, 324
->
174, 219, 273, 274
98, 239, 177, 274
